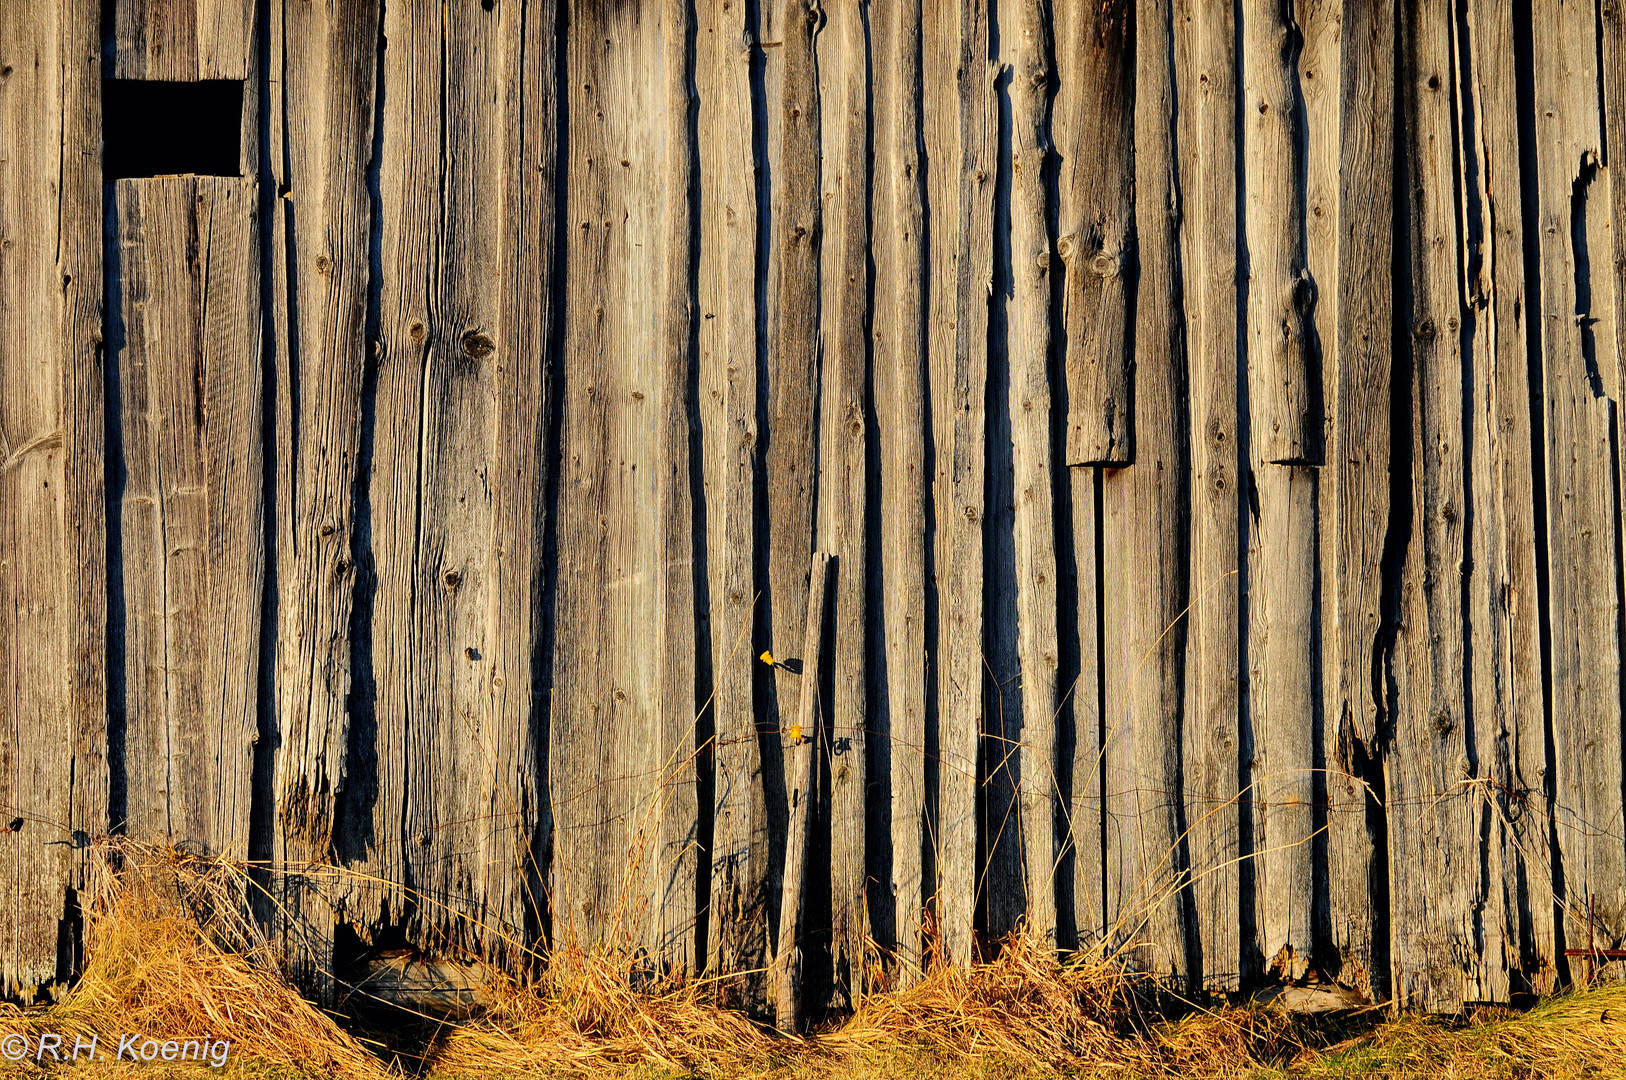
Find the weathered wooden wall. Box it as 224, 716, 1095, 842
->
5, 0, 1626, 1013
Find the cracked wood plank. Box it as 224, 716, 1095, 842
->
1322, 0, 1393, 998
873, 0, 931, 981
816, 0, 869, 1002
269, 0, 380, 998
927, 0, 995, 968
0, 0, 106, 997
365, 0, 552, 966
114, 0, 251, 79
1102, 0, 1189, 982
1460, 0, 1552, 997
113, 176, 261, 863
1174, 0, 1241, 993
1533, 0, 1626, 955
699, 0, 769, 1001
1056, 0, 1132, 466
553, 0, 698, 966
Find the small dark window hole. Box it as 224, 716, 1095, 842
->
104, 79, 243, 179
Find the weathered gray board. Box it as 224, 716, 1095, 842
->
12, 0, 1626, 1013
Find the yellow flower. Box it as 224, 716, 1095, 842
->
760, 650, 775, 666
788, 724, 802, 742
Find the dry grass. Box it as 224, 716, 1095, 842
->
5, 841, 1626, 1079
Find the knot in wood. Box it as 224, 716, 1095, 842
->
1091, 252, 1118, 278
462, 330, 496, 359
409, 321, 426, 343
444, 569, 462, 590
1432, 708, 1453, 736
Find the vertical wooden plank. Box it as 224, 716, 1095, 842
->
114, 176, 261, 861
0, 0, 105, 995
1242, 0, 1318, 984
369, 0, 553, 963
1055, 0, 1133, 466
114, 0, 251, 79
1323, 0, 1393, 998
816, 0, 868, 995
553, 0, 698, 965
270, 0, 380, 993
929, 0, 995, 967
1243, 0, 1321, 465
1386, 0, 1481, 1010
775, 553, 833, 1032
763, 0, 822, 925
1007, 0, 1060, 950
700, 0, 770, 995
1103, 0, 1189, 981
1533, 0, 1626, 954
1460, 0, 1552, 996
873, 0, 931, 979
1174, 0, 1241, 993
1067, 467, 1102, 947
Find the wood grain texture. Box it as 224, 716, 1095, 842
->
0, 0, 106, 995
816, 0, 869, 1002
113, 0, 251, 79
553, 0, 697, 965
928, 0, 996, 967
1460, 0, 1552, 996
1102, 0, 1189, 981
1243, 0, 1320, 987
1068, 466, 1103, 947
774, 553, 832, 1033
762, 0, 823, 940
873, 0, 931, 979
269, 0, 380, 995
1387, 0, 1482, 1010
699, 0, 769, 995
1243, 0, 1319, 465
1008, 0, 1061, 950
1248, 463, 1315, 983
1173, 0, 1241, 992
364, 0, 553, 964
1532, 0, 1626, 954
113, 176, 261, 862
1055, 0, 1133, 466
1322, 0, 1393, 997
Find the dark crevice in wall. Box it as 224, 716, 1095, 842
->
334, 0, 389, 871
99, 0, 128, 845
1510, 0, 1564, 985
248, 0, 280, 924
533, 0, 571, 955
683, 0, 715, 980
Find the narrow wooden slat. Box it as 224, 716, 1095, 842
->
1460, 0, 1553, 996
774, 553, 833, 1034
1323, 0, 1394, 998
1248, 463, 1315, 982
1068, 466, 1103, 947
873, 0, 931, 979
816, 0, 869, 997
1387, 0, 1480, 1010
1242, 0, 1320, 465
114, 0, 251, 79
1173, 0, 1241, 992
270, 0, 380, 995
930, 0, 996, 966
762, 0, 823, 929
553, 0, 697, 964
114, 176, 261, 862
699, 0, 770, 997
0, 0, 105, 995
1533, 0, 1626, 955
1056, 0, 1133, 466
1103, 0, 1189, 980
1241, 0, 1317, 985
1008, 0, 1061, 949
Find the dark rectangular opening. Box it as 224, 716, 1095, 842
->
103, 79, 243, 179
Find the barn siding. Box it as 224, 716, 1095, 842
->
10, 0, 1626, 1009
